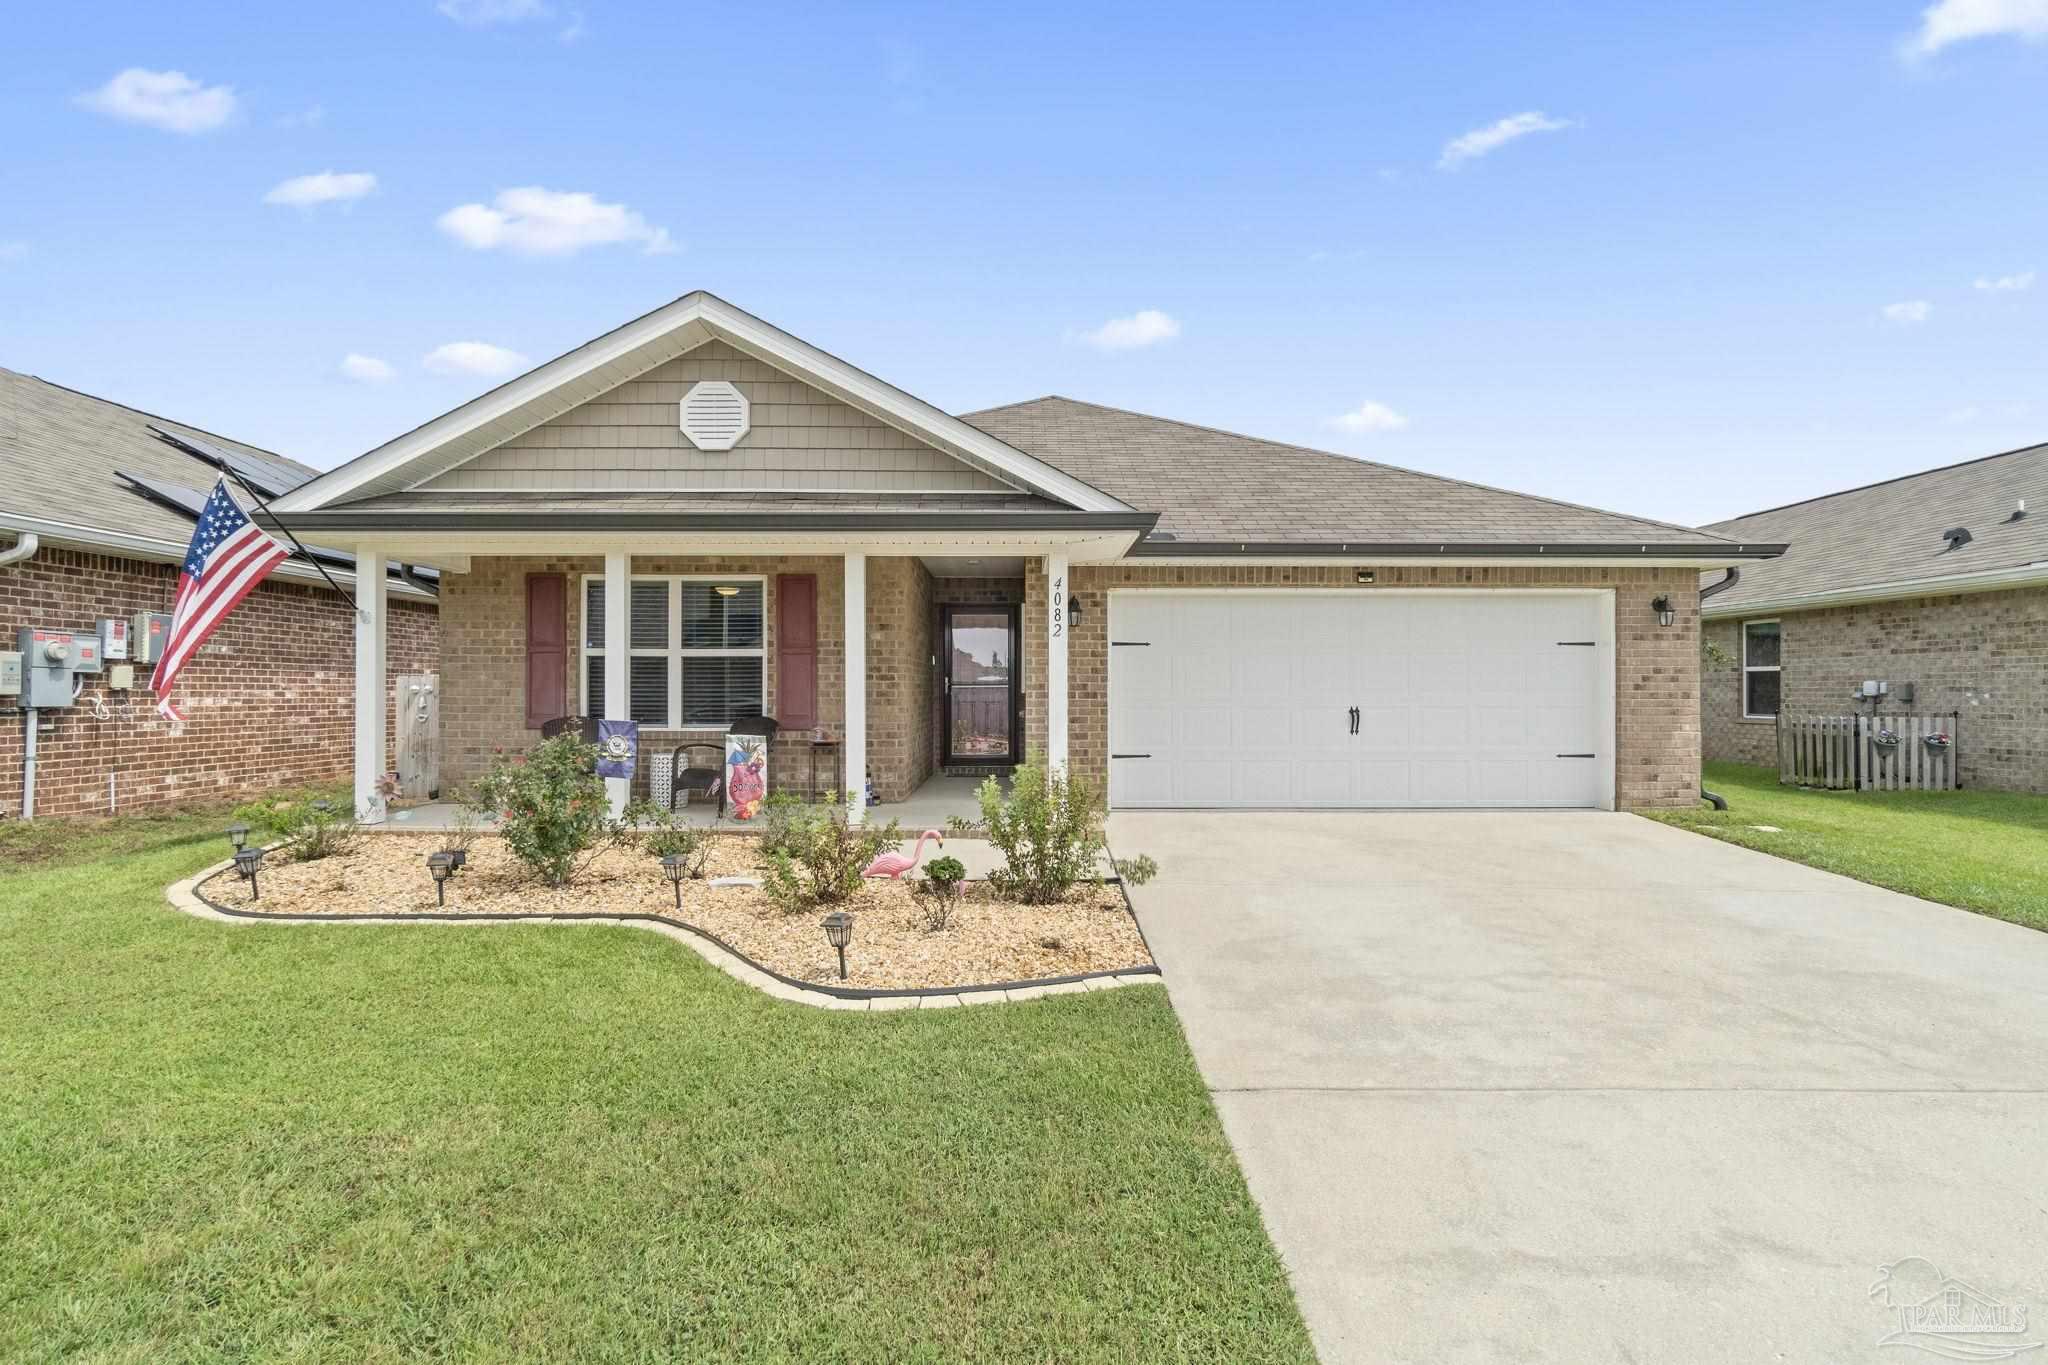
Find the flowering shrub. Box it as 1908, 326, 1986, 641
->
464, 736, 629, 886
978, 756, 1157, 905
762, 804, 901, 911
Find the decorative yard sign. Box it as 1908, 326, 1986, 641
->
595, 720, 639, 780
725, 731, 769, 821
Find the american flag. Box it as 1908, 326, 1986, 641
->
151, 478, 290, 724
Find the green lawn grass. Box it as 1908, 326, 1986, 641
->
0, 809, 1312, 1364
1648, 762, 2048, 931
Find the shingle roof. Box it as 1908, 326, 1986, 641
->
0, 366, 313, 550
330, 490, 1076, 517
961, 396, 1751, 550
1701, 441, 2048, 614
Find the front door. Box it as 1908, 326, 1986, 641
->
942, 605, 1019, 764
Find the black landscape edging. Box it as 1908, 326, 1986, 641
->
191, 863, 1160, 1002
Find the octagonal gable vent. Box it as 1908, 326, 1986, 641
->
679, 380, 750, 451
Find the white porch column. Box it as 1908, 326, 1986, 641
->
352, 550, 388, 824
603, 550, 630, 817
1045, 552, 1069, 773
843, 551, 867, 826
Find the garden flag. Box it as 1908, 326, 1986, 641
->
595, 719, 639, 780
151, 478, 290, 724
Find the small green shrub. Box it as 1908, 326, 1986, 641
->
229, 784, 351, 839
759, 790, 827, 860
915, 854, 968, 932
628, 801, 713, 878
978, 756, 1149, 905
280, 800, 360, 863
465, 737, 629, 887
763, 807, 902, 911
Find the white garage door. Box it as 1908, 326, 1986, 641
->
1108, 592, 1612, 809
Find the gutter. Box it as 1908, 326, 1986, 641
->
1700, 567, 1739, 600
1700, 560, 2048, 618
1126, 538, 1788, 559
0, 529, 39, 569
0, 509, 440, 602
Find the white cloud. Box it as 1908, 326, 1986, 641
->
0, 241, 27, 262
263, 171, 377, 208
339, 353, 395, 383
77, 68, 236, 134
276, 104, 325, 129
1904, 0, 2048, 56
437, 187, 677, 256
1437, 111, 1574, 169
1071, 309, 1181, 351
439, 0, 550, 23
1326, 400, 1411, 434
423, 341, 529, 378
558, 9, 586, 41
1882, 300, 1933, 324
1974, 269, 2035, 291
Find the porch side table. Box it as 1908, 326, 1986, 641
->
806, 735, 842, 804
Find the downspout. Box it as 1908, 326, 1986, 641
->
1697, 568, 1738, 810
0, 529, 39, 569
398, 563, 440, 597
3, 531, 41, 819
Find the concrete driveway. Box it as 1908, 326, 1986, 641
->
1109, 810, 2048, 1364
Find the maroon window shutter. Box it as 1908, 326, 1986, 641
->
525, 573, 567, 729
776, 573, 817, 729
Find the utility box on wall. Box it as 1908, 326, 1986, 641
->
131, 612, 173, 665
16, 628, 92, 708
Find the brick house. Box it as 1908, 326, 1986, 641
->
264, 292, 1779, 824
1700, 441, 2048, 792
0, 369, 439, 819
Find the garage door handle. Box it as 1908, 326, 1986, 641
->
1348, 706, 1359, 735
1556, 753, 1596, 758
1556, 640, 1596, 647
1112, 753, 1151, 759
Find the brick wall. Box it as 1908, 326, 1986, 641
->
1062, 563, 1704, 811
0, 545, 438, 818
439, 554, 945, 805
1703, 585, 2048, 791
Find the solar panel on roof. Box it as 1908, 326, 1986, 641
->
146, 425, 313, 498
115, 470, 358, 570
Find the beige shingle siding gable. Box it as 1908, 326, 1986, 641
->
0, 366, 314, 547
1702, 441, 2048, 612
418, 341, 1016, 497
962, 396, 1738, 547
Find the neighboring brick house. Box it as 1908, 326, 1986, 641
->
263, 291, 1779, 824
1700, 441, 2048, 792
0, 369, 440, 819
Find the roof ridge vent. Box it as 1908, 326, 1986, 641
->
1941, 526, 1973, 552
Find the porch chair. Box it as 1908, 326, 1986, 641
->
669, 742, 726, 819
539, 715, 601, 744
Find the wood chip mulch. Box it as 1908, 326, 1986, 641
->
204, 834, 1152, 990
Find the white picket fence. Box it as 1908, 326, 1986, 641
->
1777, 713, 1959, 792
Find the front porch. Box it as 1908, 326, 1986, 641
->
383, 769, 1008, 834
350, 547, 1075, 827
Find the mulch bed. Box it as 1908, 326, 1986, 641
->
203, 834, 1151, 991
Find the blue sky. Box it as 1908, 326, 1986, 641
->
3, 1, 2044, 526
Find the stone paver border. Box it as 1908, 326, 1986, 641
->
165, 855, 1161, 1011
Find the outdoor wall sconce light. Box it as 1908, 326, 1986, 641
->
1069, 597, 1085, 626
234, 847, 266, 901
822, 910, 853, 980
426, 851, 454, 906
226, 821, 250, 852
661, 854, 686, 910
1356, 569, 1376, 584
1651, 595, 1675, 628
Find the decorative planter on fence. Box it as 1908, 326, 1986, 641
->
1776, 713, 1960, 792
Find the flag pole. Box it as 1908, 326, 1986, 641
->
149, 427, 360, 615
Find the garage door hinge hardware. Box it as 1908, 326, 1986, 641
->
1110, 640, 1151, 647
1556, 640, 1596, 646
1111, 753, 1152, 759
1556, 753, 1597, 759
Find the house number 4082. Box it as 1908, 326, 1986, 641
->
1050, 575, 1064, 638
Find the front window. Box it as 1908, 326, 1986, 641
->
1742, 620, 1781, 719
582, 576, 765, 727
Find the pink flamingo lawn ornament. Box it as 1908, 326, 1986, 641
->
863, 829, 943, 880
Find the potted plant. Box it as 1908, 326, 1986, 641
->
1923, 731, 1952, 753
1871, 727, 1901, 754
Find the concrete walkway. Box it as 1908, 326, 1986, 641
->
1110, 809, 2048, 1364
